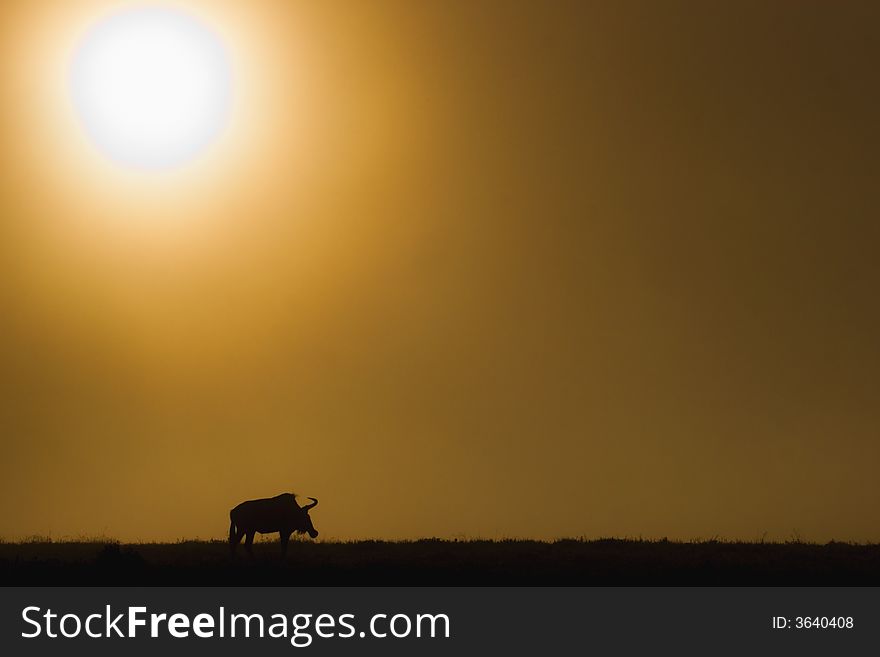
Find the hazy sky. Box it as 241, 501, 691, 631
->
1, 0, 879, 542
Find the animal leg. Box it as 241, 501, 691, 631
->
229, 520, 243, 556
244, 531, 256, 558
280, 531, 291, 557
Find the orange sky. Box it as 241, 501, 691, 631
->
1, 0, 879, 542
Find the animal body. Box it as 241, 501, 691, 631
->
229, 493, 319, 556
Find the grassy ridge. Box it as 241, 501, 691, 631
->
3, 538, 880, 585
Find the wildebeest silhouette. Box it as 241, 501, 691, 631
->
229, 493, 319, 557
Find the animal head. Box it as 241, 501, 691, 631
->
298, 497, 319, 538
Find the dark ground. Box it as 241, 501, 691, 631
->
2, 538, 880, 586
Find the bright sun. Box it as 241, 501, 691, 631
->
69, 6, 232, 171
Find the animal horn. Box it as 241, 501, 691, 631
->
302, 497, 318, 510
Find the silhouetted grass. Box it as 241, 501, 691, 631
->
2, 537, 879, 585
